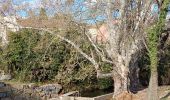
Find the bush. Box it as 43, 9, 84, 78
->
0, 28, 114, 92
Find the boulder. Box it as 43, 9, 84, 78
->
35, 84, 62, 95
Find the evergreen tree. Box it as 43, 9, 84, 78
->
39, 8, 48, 20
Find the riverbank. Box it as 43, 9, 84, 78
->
1, 81, 170, 100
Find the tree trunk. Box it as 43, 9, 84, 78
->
113, 75, 129, 94
2, 25, 8, 47
148, 65, 158, 100
113, 64, 129, 97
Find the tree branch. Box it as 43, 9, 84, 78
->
1, 17, 115, 78
84, 28, 114, 64
20, 26, 114, 78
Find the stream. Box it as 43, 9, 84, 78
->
80, 86, 113, 97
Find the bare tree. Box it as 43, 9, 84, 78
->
81, 0, 156, 96
0, 0, 13, 47
26, 0, 157, 96
26, 0, 154, 95
1, 0, 168, 98
0, 0, 27, 47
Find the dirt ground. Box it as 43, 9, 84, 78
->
114, 86, 170, 100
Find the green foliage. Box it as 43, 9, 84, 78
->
144, 0, 170, 88
0, 28, 113, 90
2, 29, 43, 81
97, 78, 113, 89
147, 26, 158, 71
147, 0, 169, 71
138, 45, 170, 86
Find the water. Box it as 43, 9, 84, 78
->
80, 87, 113, 97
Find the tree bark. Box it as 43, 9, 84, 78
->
113, 73, 129, 96
148, 65, 158, 100
113, 63, 129, 97
2, 25, 8, 47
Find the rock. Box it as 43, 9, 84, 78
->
0, 92, 10, 98
34, 83, 62, 99
0, 82, 6, 88
37, 84, 62, 95
0, 83, 11, 99
28, 83, 37, 88
39, 92, 45, 97
35, 87, 43, 92
0, 71, 12, 81
22, 83, 37, 89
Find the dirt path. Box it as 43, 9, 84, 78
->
127, 86, 170, 100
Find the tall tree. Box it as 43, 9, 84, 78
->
19, 0, 159, 97
30, 0, 158, 96
0, 0, 16, 47
147, 0, 169, 100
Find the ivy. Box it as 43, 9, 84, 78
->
147, 0, 169, 71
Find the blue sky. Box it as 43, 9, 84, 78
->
13, 0, 34, 5
13, 0, 105, 23
14, 0, 85, 17
13, 0, 38, 17
12, 0, 170, 23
